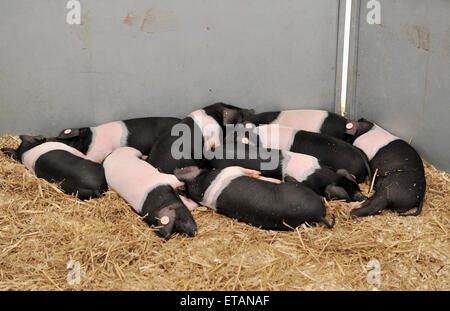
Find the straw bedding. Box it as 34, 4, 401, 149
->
0, 134, 448, 291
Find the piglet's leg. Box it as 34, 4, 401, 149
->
257, 176, 283, 184
179, 195, 199, 211
239, 168, 261, 178
238, 168, 282, 184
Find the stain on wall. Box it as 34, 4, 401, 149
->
73, 9, 91, 50
121, 8, 175, 34
140, 9, 154, 33
405, 24, 431, 51
123, 12, 139, 27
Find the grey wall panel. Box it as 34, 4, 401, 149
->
0, 0, 340, 136
355, 0, 450, 171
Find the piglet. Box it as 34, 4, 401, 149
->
174, 166, 335, 230
103, 147, 198, 239
1, 135, 107, 200
246, 124, 371, 183
346, 119, 426, 217
244, 109, 354, 141
206, 142, 366, 202
147, 103, 254, 174
51, 117, 181, 163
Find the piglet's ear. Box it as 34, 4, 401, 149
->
56, 128, 80, 139
336, 168, 357, 183
325, 184, 350, 201
173, 166, 204, 183
1, 148, 18, 160
283, 175, 298, 183
354, 118, 374, 136
222, 108, 242, 125
345, 122, 358, 136
19, 135, 44, 145
156, 206, 176, 240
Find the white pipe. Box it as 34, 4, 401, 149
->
340, 0, 353, 116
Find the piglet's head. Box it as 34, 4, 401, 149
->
344, 118, 374, 142
153, 200, 197, 240
174, 166, 209, 203
47, 127, 91, 154
223, 124, 259, 149
203, 103, 255, 126
1, 135, 46, 162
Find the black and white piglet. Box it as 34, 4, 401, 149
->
147, 103, 254, 174
2, 135, 107, 200
346, 119, 426, 217
103, 147, 197, 239
174, 166, 335, 230
206, 142, 366, 202
243, 124, 371, 183
51, 117, 181, 163
243, 109, 356, 141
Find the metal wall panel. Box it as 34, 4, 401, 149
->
354, 0, 450, 171
0, 0, 340, 136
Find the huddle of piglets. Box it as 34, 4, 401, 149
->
1, 103, 426, 239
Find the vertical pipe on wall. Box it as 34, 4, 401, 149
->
340, 0, 353, 116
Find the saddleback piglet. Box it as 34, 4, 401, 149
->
174, 166, 336, 230
245, 124, 371, 183
1, 135, 107, 200
206, 142, 366, 202
346, 119, 426, 217
52, 117, 181, 163
103, 147, 198, 239
244, 109, 356, 141
147, 103, 254, 174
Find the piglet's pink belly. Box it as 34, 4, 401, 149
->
86, 121, 128, 163
273, 110, 328, 133
281, 150, 320, 182
22, 142, 87, 175
103, 147, 181, 212
257, 125, 297, 150
353, 125, 398, 160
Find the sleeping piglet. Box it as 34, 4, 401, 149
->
245, 124, 372, 183
206, 142, 367, 202
174, 166, 335, 230
103, 147, 198, 239
243, 109, 354, 141
1, 135, 107, 200
147, 103, 254, 174
51, 117, 181, 163
346, 119, 426, 217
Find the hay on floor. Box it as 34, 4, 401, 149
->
0, 134, 448, 290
